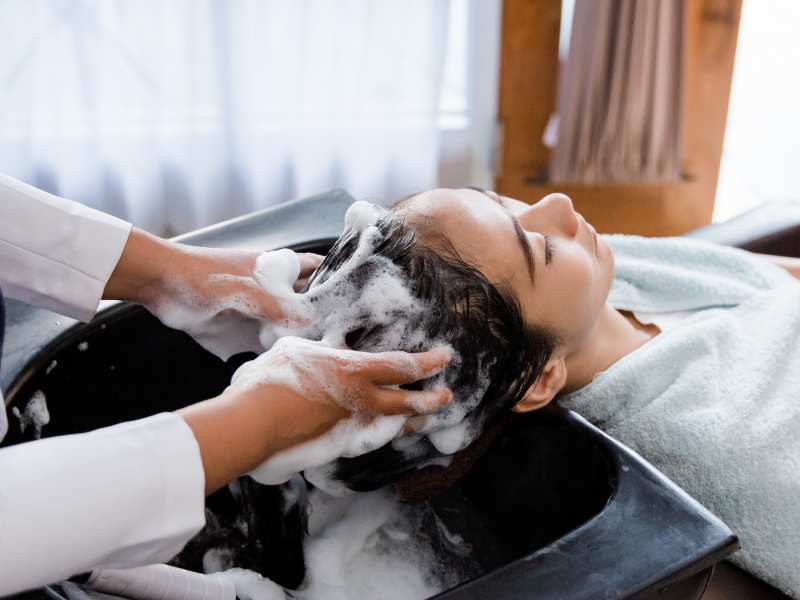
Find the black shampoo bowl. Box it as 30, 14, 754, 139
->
1, 190, 737, 600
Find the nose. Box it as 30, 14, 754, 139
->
518, 193, 579, 237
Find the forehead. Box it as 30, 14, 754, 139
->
396, 188, 523, 284
399, 188, 505, 241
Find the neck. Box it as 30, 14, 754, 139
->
561, 304, 657, 394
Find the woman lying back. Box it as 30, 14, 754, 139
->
303, 187, 800, 598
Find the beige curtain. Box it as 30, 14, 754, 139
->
549, 0, 684, 183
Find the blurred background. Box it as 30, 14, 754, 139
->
0, 0, 795, 237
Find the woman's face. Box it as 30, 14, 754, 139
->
398, 188, 614, 350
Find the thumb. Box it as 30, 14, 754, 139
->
253, 249, 302, 298
298, 253, 324, 277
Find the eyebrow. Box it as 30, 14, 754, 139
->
468, 187, 536, 285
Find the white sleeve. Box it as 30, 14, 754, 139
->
0, 173, 132, 322
0, 412, 207, 596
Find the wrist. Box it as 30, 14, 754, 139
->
179, 384, 344, 494
104, 228, 176, 304
178, 388, 279, 494
225, 384, 346, 457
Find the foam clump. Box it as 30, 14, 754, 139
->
343, 200, 386, 234
247, 410, 407, 487
12, 390, 50, 439
152, 286, 265, 360
297, 489, 446, 599
252, 249, 316, 350
210, 488, 464, 600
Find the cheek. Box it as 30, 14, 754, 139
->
549, 254, 604, 333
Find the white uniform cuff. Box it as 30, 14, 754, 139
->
0, 174, 132, 321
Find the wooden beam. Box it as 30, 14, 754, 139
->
496, 0, 561, 181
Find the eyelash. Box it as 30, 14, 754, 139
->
494, 191, 553, 267
543, 235, 554, 265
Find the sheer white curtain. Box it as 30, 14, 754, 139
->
0, 0, 449, 234
549, 0, 683, 184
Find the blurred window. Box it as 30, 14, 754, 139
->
439, 0, 469, 130
714, 1, 800, 221
0, 0, 495, 234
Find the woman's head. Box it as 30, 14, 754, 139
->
395, 188, 615, 411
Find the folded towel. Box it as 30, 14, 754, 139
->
561, 235, 800, 597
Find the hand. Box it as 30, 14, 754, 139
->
230, 337, 453, 415
104, 228, 322, 357
178, 340, 453, 493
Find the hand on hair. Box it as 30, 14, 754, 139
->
104, 227, 323, 357
230, 336, 453, 415
178, 338, 453, 493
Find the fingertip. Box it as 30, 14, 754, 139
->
416, 345, 453, 376
439, 387, 453, 405
433, 345, 453, 362
405, 386, 452, 415
298, 252, 324, 272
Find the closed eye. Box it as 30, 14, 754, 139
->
494, 193, 554, 266
469, 186, 540, 283
543, 235, 554, 265
485, 188, 555, 267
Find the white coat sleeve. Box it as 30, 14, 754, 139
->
0, 412, 207, 596
0, 173, 132, 322
0, 175, 207, 595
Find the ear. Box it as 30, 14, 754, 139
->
512, 355, 568, 413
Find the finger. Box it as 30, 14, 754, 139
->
405, 415, 432, 434
363, 386, 452, 416
293, 254, 324, 291
225, 276, 316, 327
292, 276, 310, 293
297, 253, 324, 277
367, 346, 453, 385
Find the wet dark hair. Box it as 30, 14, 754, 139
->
304, 211, 558, 492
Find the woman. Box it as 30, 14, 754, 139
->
387, 187, 800, 597
0, 174, 452, 596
